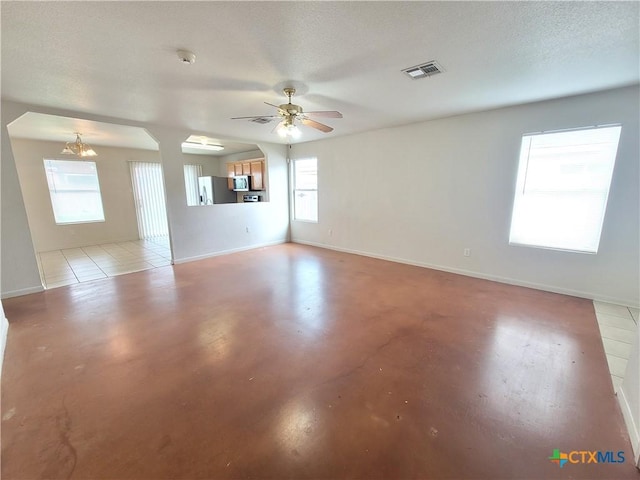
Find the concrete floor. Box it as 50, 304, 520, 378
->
1, 244, 638, 479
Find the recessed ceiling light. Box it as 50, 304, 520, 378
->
181, 142, 224, 151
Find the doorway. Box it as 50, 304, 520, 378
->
8, 113, 172, 289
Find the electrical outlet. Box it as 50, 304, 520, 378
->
246, 226, 250, 233
329, 229, 333, 236
463, 248, 471, 257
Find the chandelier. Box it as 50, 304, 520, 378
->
61, 133, 97, 157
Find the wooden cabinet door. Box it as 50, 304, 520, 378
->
250, 160, 264, 190
242, 162, 251, 175
234, 163, 243, 176
227, 163, 235, 189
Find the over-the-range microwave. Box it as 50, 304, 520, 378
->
232, 175, 251, 191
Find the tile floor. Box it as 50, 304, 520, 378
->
593, 300, 639, 392
36, 237, 172, 289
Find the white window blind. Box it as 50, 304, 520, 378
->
509, 125, 621, 253
129, 162, 169, 239
293, 158, 318, 222
183, 164, 203, 206
43, 159, 105, 224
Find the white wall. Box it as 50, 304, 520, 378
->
0, 307, 7, 377
618, 328, 640, 465
0, 104, 10, 372
290, 85, 640, 307
147, 127, 288, 264
1, 101, 290, 296
189, 154, 222, 177
10, 138, 159, 252
1, 103, 42, 297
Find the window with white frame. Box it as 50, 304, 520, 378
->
293, 158, 318, 222
509, 125, 621, 253
183, 164, 203, 206
44, 159, 105, 224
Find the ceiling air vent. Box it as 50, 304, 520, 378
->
402, 61, 444, 80
251, 117, 272, 124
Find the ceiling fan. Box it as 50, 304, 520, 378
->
231, 87, 342, 138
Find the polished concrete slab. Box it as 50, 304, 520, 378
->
2, 244, 638, 479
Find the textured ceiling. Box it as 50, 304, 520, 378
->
2, 1, 638, 147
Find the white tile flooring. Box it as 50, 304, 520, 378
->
37, 237, 172, 289
594, 301, 639, 392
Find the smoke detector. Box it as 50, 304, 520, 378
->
177, 49, 196, 65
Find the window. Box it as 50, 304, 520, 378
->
44, 159, 105, 224
183, 164, 203, 206
509, 125, 621, 253
293, 158, 318, 222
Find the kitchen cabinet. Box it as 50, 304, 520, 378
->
226, 163, 235, 189
250, 161, 264, 191
225, 158, 266, 191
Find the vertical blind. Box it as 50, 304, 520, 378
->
183, 164, 203, 206
129, 161, 169, 239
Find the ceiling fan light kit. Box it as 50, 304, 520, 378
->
61, 133, 98, 157
277, 117, 301, 139
231, 87, 343, 139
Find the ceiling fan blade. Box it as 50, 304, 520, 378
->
301, 118, 333, 133
304, 110, 343, 118
265, 102, 289, 117
231, 115, 280, 121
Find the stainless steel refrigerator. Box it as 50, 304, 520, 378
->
198, 176, 236, 205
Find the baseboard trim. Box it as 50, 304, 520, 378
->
292, 240, 638, 306
1, 285, 45, 299
617, 385, 640, 463
173, 240, 287, 265
0, 315, 8, 377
